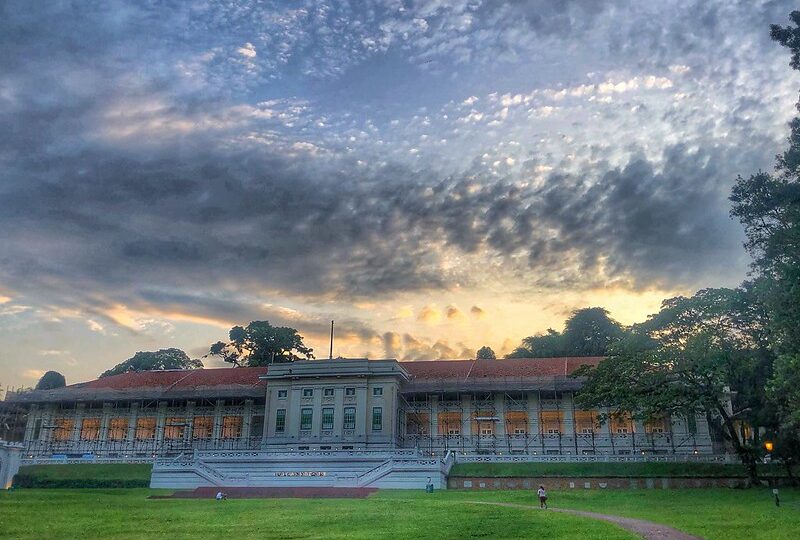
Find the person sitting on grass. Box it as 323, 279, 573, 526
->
215, 491, 227, 501
537, 485, 548, 509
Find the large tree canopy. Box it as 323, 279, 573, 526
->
476, 346, 496, 360
730, 11, 800, 466
575, 288, 772, 483
100, 348, 202, 377
209, 320, 314, 367
35, 371, 66, 390
507, 307, 626, 358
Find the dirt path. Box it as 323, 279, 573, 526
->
467, 501, 702, 540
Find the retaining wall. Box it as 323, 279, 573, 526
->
448, 476, 794, 489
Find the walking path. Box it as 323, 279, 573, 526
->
467, 501, 702, 540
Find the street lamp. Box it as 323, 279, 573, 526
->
765, 441, 774, 453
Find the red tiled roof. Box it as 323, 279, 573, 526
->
61, 357, 602, 391
401, 357, 604, 380
75, 367, 268, 390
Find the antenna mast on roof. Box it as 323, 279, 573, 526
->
329, 320, 334, 360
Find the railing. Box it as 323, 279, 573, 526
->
454, 453, 736, 464
21, 437, 264, 460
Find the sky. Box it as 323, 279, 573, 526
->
2, 1, 799, 390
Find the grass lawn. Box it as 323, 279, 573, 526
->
16, 464, 152, 482
449, 461, 783, 478
2, 488, 799, 540
12, 464, 152, 488
395, 488, 800, 540
0, 488, 635, 540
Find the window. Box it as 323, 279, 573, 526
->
322, 407, 334, 430
53, 418, 74, 441
506, 411, 528, 435
372, 407, 383, 431
645, 416, 669, 434
406, 412, 429, 436
540, 411, 563, 435
343, 406, 356, 429
303, 388, 314, 398
108, 418, 128, 441
222, 416, 243, 439
275, 409, 286, 433
278, 390, 288, 399
372, 387, 383, 397
164, 417, 186, 440
300, 408, 313, 431
193, 416, 213, 439
611, 412, 634, 435
135, 417, 157, 440
438, 412, 461, 436
574, 410, 597, 435
324, 388, 335, 397
32, 419, 43, 440
345, 387, 356, 396
80, 418, 101, 441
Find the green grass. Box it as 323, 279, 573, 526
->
449, 461, 782, 478
13, 464, 152, 488
17, 464, 152, 482
2, 488, 799, 540
0, 489, 635, 540
413, 488, 800, 540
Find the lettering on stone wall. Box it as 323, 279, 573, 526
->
275, 471, 327, 477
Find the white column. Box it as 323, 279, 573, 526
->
494, 393, 506, 438
127, 403, 139, 444
212, 399, 224, 442
100, 403, 112, 444
562, 392, 575, 454
242, 399, 253, 440
430, 395, 439, 448
72, 404, 84, 443
185, 401, 196, 444
155, 402, 167, 447
527, 392, 539, 449
461, 394, 472, 438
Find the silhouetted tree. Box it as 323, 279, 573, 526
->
476, 346, 496, 360
506, 308, 626, 358
209, 320, 314, 367
35, 371, 66, 390
100, 348, 202, 377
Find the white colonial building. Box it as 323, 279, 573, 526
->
6, 357, 719, 489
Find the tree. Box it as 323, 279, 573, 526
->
100, 348, 202, 377
476, 346, 496, 360
562, 307, 626, 356
506, 308, 626, 358
506, 329, 566, 358
208, 320, 314, 367
730, 11, 800, 474
35, 371, 66, 390
576, 288, 771, 484
767, 353, 800, 477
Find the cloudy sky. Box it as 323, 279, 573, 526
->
1, 1, 799, 389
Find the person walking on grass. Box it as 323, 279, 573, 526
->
537, 485, 548, 509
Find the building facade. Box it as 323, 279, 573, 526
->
9, 357, 716, 459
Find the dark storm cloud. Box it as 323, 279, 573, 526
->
0, 0, 793, 327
